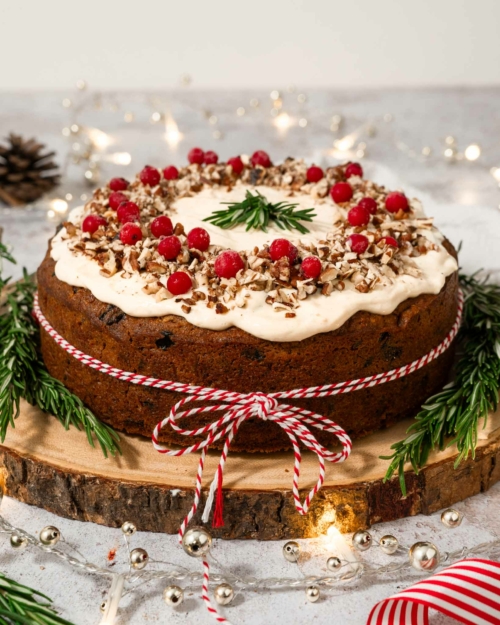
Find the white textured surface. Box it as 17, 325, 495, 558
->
1, 89, 500, 624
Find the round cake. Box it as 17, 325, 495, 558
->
37, 151, 459, 452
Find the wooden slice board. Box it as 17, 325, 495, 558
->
0, 400, 499, 539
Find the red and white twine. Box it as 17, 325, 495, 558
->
33, 290, 463, 625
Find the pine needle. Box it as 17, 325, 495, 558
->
203, 190, 317, 234
382, 273, 500, 494
0, 242, 120, 457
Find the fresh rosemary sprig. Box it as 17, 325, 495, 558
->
0, 571, 75, 625
203, 190, 317, 234
383, 273, 500, 494
0, 243, 120, 457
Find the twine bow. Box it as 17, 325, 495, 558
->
152, 387, 352, 536
33, 289, 463, 539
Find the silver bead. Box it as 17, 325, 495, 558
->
379, 535, 399, 555
352, 530, 372, 551
182, 526, 212, 558
441, 508, 462, 528
39, 526, 61, 546
163, 585, 184, 606
326, 556, 342, 571
214, 583, 234, 606
283, 541, 300, 563
10, 531, 28, 550
306, 585, 320, 603
100, 601, 107, 613
130, 548, 149, 570
121, 521, 137, 536
409, 541, 440, 572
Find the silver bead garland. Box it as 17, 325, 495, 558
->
182, 527, 212, 558
283, 541, 300, 563
306, 585, 320, 603
214, 583, 234, 606
379, 535, 399, 555
441, 508, 462, 528
130, 548, 149, 570
352, 530, 372, 551
163, 585, 184, 606
409, 542, 440, 572
39, 526, 61, 546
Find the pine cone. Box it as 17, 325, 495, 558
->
0, 134, 60, 207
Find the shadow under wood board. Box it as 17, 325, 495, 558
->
0, 401, 499, 539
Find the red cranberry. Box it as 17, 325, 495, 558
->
167, 271, 192, 295
345, 162, 363, 178
250, 150, 272, 168
150, 216, 173, 238
163, 165, 179, 180
120, 223, 142, 245
347, 233, 369, 254
82, 214, 107, 234
347, 205, 371, 227
140, 165, 161, 187
188, 147, 205, 165
301, 256, 322, 279
358, 197, 378, 215
227, 156, 244, 175
109, 177, 129, 191
269, 238, 298, 263
117, 201, 140, 224
330, 182, 353, 204
109, 191, 128, 210
306, 166, 324, 183
158, 235, 181, 260
204, 150, 218, 165
214, 250, 245, 279
381, 236, 399, 248
385, 192, 409, 213
186, 227, 210, 251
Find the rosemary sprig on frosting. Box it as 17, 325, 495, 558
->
203, 189, 317, 234
383, 273, 500, 494
0, 243, 121, 457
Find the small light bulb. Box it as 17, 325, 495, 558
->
464, 143, 481, 161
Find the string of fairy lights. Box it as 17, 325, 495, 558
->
32, 77, 499, 224
2, 484, 500, 624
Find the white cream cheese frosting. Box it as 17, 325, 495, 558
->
50, 182, 458, 342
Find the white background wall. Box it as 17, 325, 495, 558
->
2, 0, 499, 90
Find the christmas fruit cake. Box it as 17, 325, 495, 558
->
37, 150, 459, 452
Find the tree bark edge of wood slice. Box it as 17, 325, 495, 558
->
0, 400, 499, 539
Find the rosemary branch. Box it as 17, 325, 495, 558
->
0, 243, 120, 457
0, 572, 75, 625
383, 273, 500, 494
203, 190, 317, 234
